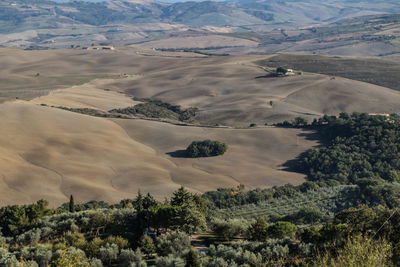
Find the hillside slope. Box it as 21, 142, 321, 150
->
0, 99, 315, 206
1, 0, 400, 51
0, 48, 399, 205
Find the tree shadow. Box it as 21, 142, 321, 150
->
255, 73, 275, 79
166, 150, 189, 158
280, 129, 322, 173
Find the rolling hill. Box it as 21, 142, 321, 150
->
0, 47, 400, 205
1, 0, 400, 55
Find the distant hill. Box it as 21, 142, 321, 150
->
1, 0, 400, 51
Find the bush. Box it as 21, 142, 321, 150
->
156, 231, 191, 257
186, 140, 227, 158
119, 248, 147, 267
98, 243, 118, 266
52, 247, 89, 267
155, 255, 183, 267
247, 217, 268, 241
211, 219, 248, 241
139, 235, 155, 257
267, 221, 297, 238
314, 235, 392, 267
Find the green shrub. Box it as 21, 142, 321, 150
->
186, 140, 227, 158
267, 221, 297, 238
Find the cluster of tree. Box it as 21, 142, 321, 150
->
0, 187, 208, 266
110, 98, 198, 122
210, 217, 297, 242
274, 113, 400, 208
1, 112, 400, 266
274, 116, 308, 128
134, 187, 207, 235
185, 140, 227, 158
293, 113, 400, 185
275, 66, 288, 76
203, 182, 323, 209
1, 190, 400, 266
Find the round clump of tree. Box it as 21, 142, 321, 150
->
276, 66, 288, 76
186, 140, 227, 158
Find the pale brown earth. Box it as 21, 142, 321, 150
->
2, 48, 400, 127
31, 79, 140, 111
1, 47, 400, 206
0, 99, 316, 206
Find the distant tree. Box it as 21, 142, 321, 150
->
276, 66, 288, 76
186, 140, 227, 158
142, 193, 158, 210
155, 255, 183, 267
135, 190, 144, 212
267, 221, 297, 238
171, 186, 191, 207
119, 248, 147, 267
139, 235, 155, 257
156, 231, 191, 257
53, 247, 89, 267
292, 117, 308, 127
185, 248, 200, 267
69, 195, 75, 213
98, 243, 118, 266
211, 219, 248, 241
314, 235, 392, 267
247, 216, 269, 241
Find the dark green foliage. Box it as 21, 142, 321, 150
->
282, 208, 330, 224
267, 221, 297, 238
292, 116, 308, 127
139, 235, 155, 257
185, 248, 200, 267
211, 218, 248, 241
110, 98, 198, 122
60, 200, 110, 212
276, 66, 288, 75
135, 187, 207, 235
171, 186, 192, 206
275, 116, 308, 127
69, 195, 75, 213
156, 231, 191, 257
298, 113, 400, 187
0, 200, 52, 236
247, 216, 268, 241
186, 140, 227, 157
203, 182, 323, 209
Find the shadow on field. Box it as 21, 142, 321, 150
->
166, 150, 189, 158
255, 73, 275, 79
280, 129, 321, 173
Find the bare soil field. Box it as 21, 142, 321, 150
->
0, 99, 316, 206
1, 47, 400, 205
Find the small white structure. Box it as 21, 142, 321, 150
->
87, 46, 115, 51
286, 69, 295, 75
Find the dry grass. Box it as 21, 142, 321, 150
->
0, 48, 400, 206
0, 100, 316, 206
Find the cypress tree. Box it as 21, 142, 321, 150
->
69, 194, 75, 213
